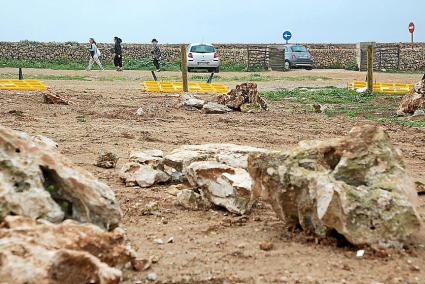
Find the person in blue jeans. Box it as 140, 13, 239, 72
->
86, 38, 104, 71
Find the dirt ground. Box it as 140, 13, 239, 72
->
0, 68, 424, 284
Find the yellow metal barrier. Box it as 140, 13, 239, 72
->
348, 81, 414, 94
142, 81, 229, 94
0, 80, 48, 91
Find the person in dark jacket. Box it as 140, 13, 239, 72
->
113, 37, 123, 71
151, 38, 161, 72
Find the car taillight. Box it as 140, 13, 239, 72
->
291, 54, 297, 59
188, 52, 193, 58
214, 52, 219, 58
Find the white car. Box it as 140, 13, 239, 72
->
187, 43, 220, 73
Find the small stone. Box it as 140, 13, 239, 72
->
147, 272, 158, 281
132, 258, 152, 272
259, 242, 274, 251
153, 239, 164, 245
136, 108, 144, 116
167, 237, 174, 243
356, 250, 365, 257
96, 151, 119, 169
280, 276, 289, 283
412, 109, 425, 117
146, 201, 159, 212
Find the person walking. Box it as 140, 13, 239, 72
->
86, 38, 104, 71
151, 39, 161, 72
113, 37, 123, 72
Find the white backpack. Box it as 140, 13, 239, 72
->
96, 47, 102, 57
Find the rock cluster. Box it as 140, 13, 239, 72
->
0, 216, 135, 284
0, 125, 139, 283
217, 83, 268, 112
248, 125, 421, 248
182, 94, 232, 114
121, 144, 270, 214
397, 80, 425, 115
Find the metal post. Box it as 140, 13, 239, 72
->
207, 73, 214, 84
151, 71, 158, 81
181, 45, 188, 92
367, 45, 374, 93
411, 32, 414, 44
18, 68, 23, 80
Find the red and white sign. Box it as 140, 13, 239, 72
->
409, 22, 415, 34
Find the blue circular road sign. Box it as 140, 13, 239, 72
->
283, 31, 292, 41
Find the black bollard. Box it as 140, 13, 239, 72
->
151, 71, 158, 82
207, 72, 215, 84
18, 68, 23, 80
422, 73, 425, 81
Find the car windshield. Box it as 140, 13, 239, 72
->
291, 46, 308, 52
190, 45, 215, 53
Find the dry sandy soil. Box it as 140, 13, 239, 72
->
0, 68, 424, 284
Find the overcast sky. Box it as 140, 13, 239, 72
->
0, 0, 423, 44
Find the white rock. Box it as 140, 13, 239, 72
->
202, 102, 232, 114
356, 250, 365, 257
129, 149, 164, 166
119, 163, 169, 188
186, 161, 253, 215
182, 94, 205, 109
31, 135, 58, 151
147, 272, 158, 281
135, 108, 144, 116
412, 109, 425, 117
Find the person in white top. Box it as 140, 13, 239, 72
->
86, 38, 104, 71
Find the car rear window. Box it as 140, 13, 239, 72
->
291, 46, 308, 52
190, 45, 216, 53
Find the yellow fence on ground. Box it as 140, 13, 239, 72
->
0, 80, 48, 91
348, 81, 414, 94
142, 81, 229, 94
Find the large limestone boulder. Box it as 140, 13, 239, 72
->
186, 161, 253, 215
0, 216, 135, 284
0, 125, 122, 230
248, 125, 421, 248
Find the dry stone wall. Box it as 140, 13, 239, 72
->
0, 41, 424, 71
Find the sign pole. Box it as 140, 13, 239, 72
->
181, 45, 188, 92
408, 22, 415, 44
367, 45, 374, 93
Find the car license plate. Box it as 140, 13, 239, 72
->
198, 61, 209, 65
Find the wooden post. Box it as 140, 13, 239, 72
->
181, 45, 188, 92
367, 45, 374, 93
